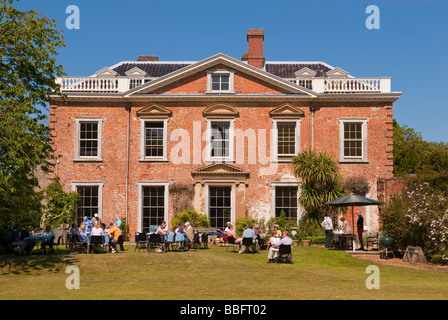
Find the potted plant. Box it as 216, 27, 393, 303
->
302, 238, 311, 246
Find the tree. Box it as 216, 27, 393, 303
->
40, 176, 79, 228
0, 0, 65, 229
292, 149, 344, 219
393, 119, 448, 175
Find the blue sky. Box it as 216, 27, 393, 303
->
16, 0, 448, 142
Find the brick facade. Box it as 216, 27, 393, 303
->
50, 30, 400, 235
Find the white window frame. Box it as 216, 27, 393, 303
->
139, 118, 169, 161
206, 69, 235, 93
204, 182, 236, 228
71, 181, 104, 222
206, 118, 235, 163
270, 181, 303, 223
74, 118, 103, 161
272, 119, 301, 162
137, 181, 169, 233
339, 118, 368, 163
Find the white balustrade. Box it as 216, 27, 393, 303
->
56, 77, 130, 93
311, 77, 391, 93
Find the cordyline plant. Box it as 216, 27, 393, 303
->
292, 149, 344, 220
0, 0, 65, 228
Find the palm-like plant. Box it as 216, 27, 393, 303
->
293, 149, 344, 219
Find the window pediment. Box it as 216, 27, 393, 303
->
203, 104, 239, 118
136, 104, 172, 117
269, 104, 305, 118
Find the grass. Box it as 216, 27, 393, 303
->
1, 245, 448, 300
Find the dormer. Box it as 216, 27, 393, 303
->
125, 67, 149, 77
95, 67, 119, 77
325, 67, 349, 78
294, 67, 317, 79
294, 67, 317, 90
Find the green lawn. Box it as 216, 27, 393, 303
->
1, 245, 447, 300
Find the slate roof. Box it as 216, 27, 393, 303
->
265, 62, 332, 78
110, 61, 335, 79
112, 62, 193, 77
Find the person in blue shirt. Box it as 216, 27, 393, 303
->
115, 216, 122, 231
82, 216, 91, 234
239, 223, 257, 253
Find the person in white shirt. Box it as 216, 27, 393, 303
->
267, 231, 292, 263
322, 215, 334, 248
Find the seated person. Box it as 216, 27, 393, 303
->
174, 222, 184, 234
41, 225, 55, 253
90, 222, 104, 253
239, 223, 257, 253
267, 231, 280, 250
108, 222, 123, 253
91, 222, 104, 237
9, 225, 22, 246
267, 231, 293, 263
184, 222, 194, 248
156, 221, 169, 235
273, 224, 282, 237
77, 225, 88, 252
226, 224, 237, 240
78, 225, 88, 243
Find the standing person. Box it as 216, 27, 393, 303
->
114, 215, 122, 231
322, 215, 334, 248
357, 214, 365, 250
340, 217, 351, 234
82, 216, 91, 234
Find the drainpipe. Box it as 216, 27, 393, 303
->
310, 105, 315, 150
125, 105, 131, 225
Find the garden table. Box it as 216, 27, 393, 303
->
208, 232, 220, 245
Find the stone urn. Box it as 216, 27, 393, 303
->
302, 239, 311, 246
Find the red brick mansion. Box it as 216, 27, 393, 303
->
49, 29, 401, 235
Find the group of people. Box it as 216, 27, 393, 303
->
322, 214, 365, 250
70, 215, 124, 253
153, 221, 195, 252
9, 225, 56, 255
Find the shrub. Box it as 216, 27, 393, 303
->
296, 216, 325, 242
380, 182, 448, 264
303, 235, 326, 245
235, 217, 255, 237
171, 207, 209, 229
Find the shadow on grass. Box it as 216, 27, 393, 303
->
0, 246, 81, 275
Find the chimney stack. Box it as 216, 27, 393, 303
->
137, 56, 159, 61
241, 29, 265, 69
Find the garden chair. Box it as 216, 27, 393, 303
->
42, 236, 62, 254
275, 244, 293, 264
240, 237, 256, 253
134, 233, 147, 253
148, 233, 165, 253
201, 233, 209, 249
226, 236, 238, 252
90, 235, 105, 254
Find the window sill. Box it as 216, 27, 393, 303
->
139, 159, 169, 162
73, 159, 103, 163
339, 159, 369, 164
